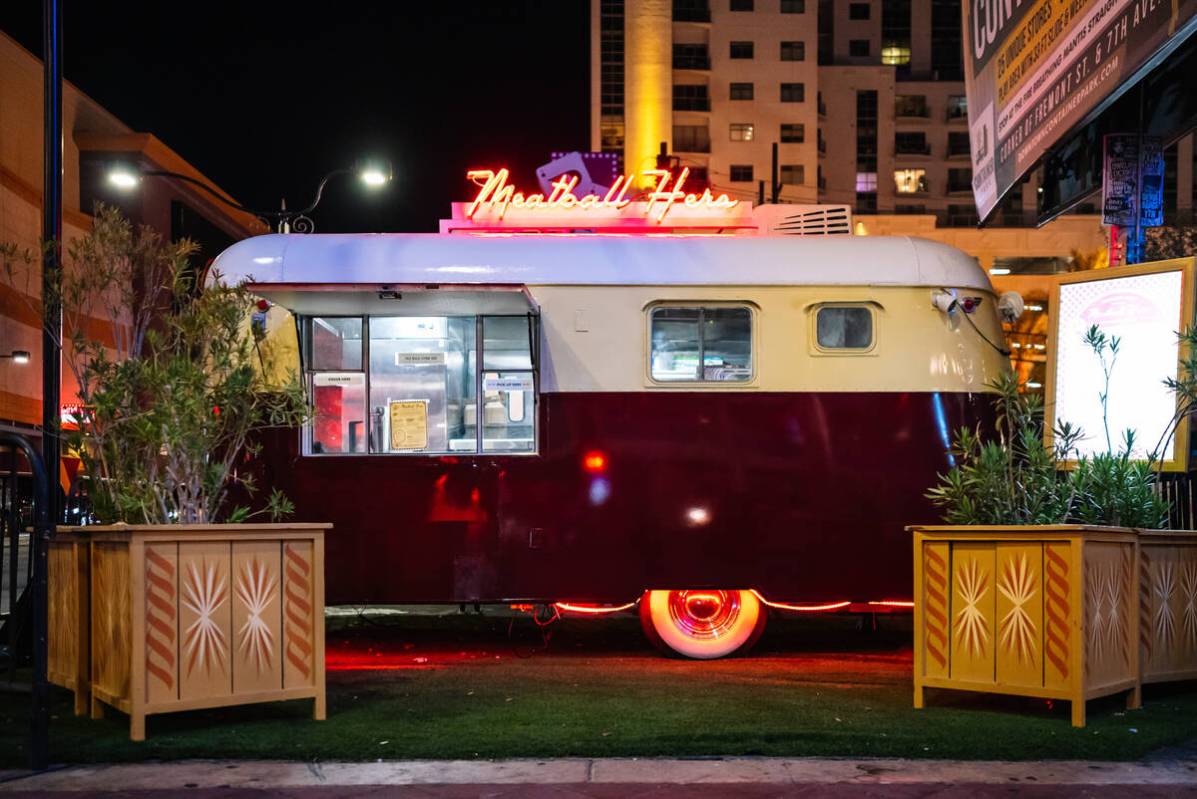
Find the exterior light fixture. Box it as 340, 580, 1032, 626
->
102, 157, 394, 234
359, 163, 392, 187
1, 350, 31, 364
107, 167, 140, 190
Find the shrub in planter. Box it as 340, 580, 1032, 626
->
2, 204, 308, 522
3, 207, 327, 741
913, 324, 1179, 726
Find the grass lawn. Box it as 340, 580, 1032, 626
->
2, 611, 1195, 767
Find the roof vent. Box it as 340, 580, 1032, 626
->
753, 204, 853, 236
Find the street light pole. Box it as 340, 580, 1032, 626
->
110, 163, 391, 234
35, 0, 62, 773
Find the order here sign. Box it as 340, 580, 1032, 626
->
963, 0, 1197, 222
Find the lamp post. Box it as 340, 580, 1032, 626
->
106, 161, 393, 233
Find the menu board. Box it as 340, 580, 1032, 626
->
1047, 261, 1192, 470
388, 400, 429, 451
964, 0, 1197, 221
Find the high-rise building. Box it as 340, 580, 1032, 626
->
590, 0, 1195, 228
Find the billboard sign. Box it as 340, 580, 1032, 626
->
1045, 259, 1194, 472
964, 0, 1197, 222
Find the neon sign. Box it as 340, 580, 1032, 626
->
465, 168, 740, 223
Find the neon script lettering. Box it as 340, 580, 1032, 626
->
465, 168, 739, 223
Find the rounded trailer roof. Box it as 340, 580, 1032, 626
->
211, 233, 993, 291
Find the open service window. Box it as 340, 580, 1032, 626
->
300, 303, 538, 456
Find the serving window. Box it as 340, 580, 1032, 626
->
302, 313, 537, 456
649, 305, 753, 382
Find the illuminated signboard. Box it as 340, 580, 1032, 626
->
1045, 259, 1194, 471
464, 167, 740, 224
963, 0, 1197, 223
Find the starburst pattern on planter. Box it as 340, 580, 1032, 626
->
236, 557, 277, 674
954, 558, 990, 658
998, 552, 1037, 664
1155, 561, 1177, 653
183, 560, 228, 676
1182, 561, 1197, 650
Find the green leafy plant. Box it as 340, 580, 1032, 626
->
925, 371, 1080, 525
1, 204, 308, 524
927, 324, 1170, 529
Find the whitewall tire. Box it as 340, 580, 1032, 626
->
639, 589, 766, 659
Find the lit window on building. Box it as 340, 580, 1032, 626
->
894, 168, 927, 194
855, 172, 877, 192
730, 123, 755, 141
881, 44, 911, 65
730, 164, 754, 182
946, 95, 968, 120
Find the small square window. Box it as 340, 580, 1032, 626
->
781, 0, 805, 11
816, 306, 874, 350
730, 41, 754, 59
780, 41, 805, 61
730, 164, 754, 182
730, 82, 754, 100
780, 82, 805, 102
849, 3, 870, 20
780, 164, 804, 185
730, 0, 754, 9
730, 122, 754, 141
849, 39, 870, 57
780, 123, 805, 143
855, 172, 877, 192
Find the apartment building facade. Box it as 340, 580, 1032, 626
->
591, 0, 1197, 227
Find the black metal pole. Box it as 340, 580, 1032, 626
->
770, 142, 780, 203
35, 0, 62, 772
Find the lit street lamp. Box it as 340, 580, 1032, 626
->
0, 350, 32, 364
106, 160, 393, 233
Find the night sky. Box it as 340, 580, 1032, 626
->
0, 2, 591, 234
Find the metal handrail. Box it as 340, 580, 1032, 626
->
0, 433, 50, 770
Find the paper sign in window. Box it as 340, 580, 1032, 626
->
388, 400, 429, 451
483, 375, 533, 391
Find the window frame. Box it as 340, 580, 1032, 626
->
780, 40, 806, 61
645, 302, 758, 386
299, 312, 541, 457
729, 122, 755, 141
807, 302, 880, 356
729, 40, 755, 59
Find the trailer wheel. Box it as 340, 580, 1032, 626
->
639, 589, 766, 659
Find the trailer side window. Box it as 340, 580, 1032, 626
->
302, 313, 537, 456
815, 306, 873, 350
650, 306, 752, 382
307, 317, 366, 454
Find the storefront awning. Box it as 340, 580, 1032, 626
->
248, 285, 538, 317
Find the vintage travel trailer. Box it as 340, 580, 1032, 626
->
213, 225, 1011, 658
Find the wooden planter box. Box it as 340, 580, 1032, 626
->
59, 523, 330, 741
47, 529, 90, 716
1139, 530, 1197, 684
910, 525, 1140, 727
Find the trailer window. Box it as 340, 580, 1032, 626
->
815, 306, 873, 350
302, 314, 537, 456
650, 306, 752, 382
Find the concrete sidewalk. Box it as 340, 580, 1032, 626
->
2, 756, 1197, 796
